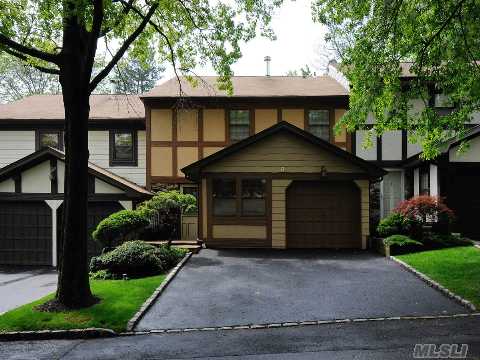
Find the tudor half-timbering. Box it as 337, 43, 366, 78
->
141, 76, 353, 193
0, 147, 152, 266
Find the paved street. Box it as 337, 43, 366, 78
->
1, 316, 479, 359
0, 267, 57, 314
136, 249, 467, 331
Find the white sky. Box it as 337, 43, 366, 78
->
163, 0, 329, 78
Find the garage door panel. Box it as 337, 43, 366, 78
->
0, 202, 52, 266
287, 181, 361, 249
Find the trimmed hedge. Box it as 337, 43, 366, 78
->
377, 212, 420, 238
92, 210, 149, 247
384, 234, 422, 247
89, 240, 187, 278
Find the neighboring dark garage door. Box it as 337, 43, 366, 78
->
447, 167, 480, 240
57, 201, 123, 263
0, 201, 52, 265
287, 181, 361, 248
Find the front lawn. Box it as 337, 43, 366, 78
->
397, 246, 480, 308
0, 275, 165, 333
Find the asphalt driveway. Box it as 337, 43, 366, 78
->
0, 267, 57, 314
136, 249, 468, 331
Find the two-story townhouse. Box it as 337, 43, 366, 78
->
141, 76, 386, 249
0, 95, 152, 266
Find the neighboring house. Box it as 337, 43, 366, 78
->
0, 94, 147, 186
0, 148, 152, 266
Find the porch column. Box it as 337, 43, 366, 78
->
429, 164, 439, 196
413, 168, 420, 196
45, 200, 63, 267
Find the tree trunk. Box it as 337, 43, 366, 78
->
55, 18, 96, 308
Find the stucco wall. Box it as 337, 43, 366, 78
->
281, 109, 304, 129
255, 109, 277, 133
203, 109, 225, 141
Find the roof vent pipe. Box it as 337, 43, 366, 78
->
264, 56, 271, 76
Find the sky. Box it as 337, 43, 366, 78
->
163, 0, 329, 79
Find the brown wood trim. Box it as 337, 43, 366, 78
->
212, 218, 267, 225
277, 108, 282, 123
201, 172, 374, 180
250, 107, 255, 136
152, 140, 228, 147
146, 107, 152, 189
150, 176, 193, 184
50, 158, 58, 194
198, 108, 204, 159
172, 109, 178, 177
346, 131, 353, 153
13, 175, 21, 193
0, 193, 141, 201
329, 108, 335, 145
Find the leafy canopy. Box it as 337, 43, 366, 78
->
313, 0, 480, 158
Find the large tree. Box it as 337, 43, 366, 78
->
313, 0, 480, 158
0, 0, 280, 308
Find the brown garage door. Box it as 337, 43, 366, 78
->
57, 201, 123, 263
287, 181, 361, 248
0, 201, 52, 265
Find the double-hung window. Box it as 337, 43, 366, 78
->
212, 179, 237, 216
241, 179, 266, 216
229, 110, 250, 142
307, 110, 330, 141
212, 178, 266, 217
110, 130, 137, 166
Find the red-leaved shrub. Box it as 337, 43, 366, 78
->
394, 196, 455, 225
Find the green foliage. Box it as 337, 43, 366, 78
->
376, 212, 420, 238
89, 269, 115, 280
92, 210, 149, 247
383, 235, 422, 247
425, 233, 473, 247
139, 190, 197, 215
313, 0, 480, 159
89, 240, 186, 278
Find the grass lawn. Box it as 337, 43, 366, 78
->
397, 246, 480, 308
0, 274, 165, 333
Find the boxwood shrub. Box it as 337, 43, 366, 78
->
89, 240, 187, 278
383, 234, 422, 247
377, 212, 421, 238
92, 209, 149, 247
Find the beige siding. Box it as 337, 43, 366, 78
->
0, 131, 36, 169
354, 180, 370, 249
203, 109, 225, 141
255, 109, 277, 133
151, 109, 172, 141
0, 178, 15, 192
177, 109, 198, 141
271, 179, 292, 249
21, 161, 51, 193
151, 147, 172, 176
213, 225, 267, 239
203, 146, 224, 158
177, 147, 198, 176
201, 179, 208, 239
204, 132, 361, 173
282, 109, 304, 129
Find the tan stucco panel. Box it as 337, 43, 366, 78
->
203, 146, 224, 158
151, 147, 172, 176
204, 132, 363, 173
354, 179, 370, 250
177, 147, 198, 177
271, 179, 292, 249
177, 109, 198, 141
203, 109, 225, 141
255, 109, 277, 133
213, 225, 267, 239
334, 109, 347, 142
151, 109, 172, 141
282, 109, 304, 129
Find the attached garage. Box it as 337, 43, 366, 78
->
182, 122, 385, 249
0, 201, 52, 265
0, 147, 152, 266
286, 181, 361, 248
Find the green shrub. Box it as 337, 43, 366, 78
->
377, 212, 420, 238
92, 210, 149, 247
425, 233, 473, 247
89, 269, 115, 280
384, 234, 422, 247
138, 190, 197, 215
89, 240, 187, 278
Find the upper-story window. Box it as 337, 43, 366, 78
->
229, 110, 250, 142
109, 130, 137, 166
431, 86, 455, 116
307, 110, 330, 141
36, 130, 64, 151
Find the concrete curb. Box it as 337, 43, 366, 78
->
390, 256, 477, 312
126, 251, 193, 332
132, 312, 480, 335
0, 328, 117, 342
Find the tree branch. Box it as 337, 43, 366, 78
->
0, 34, 60, 64
89, 1, 159, 93
99, 0, 136, 37
2, 47, 60, 75
86, 0, 104, 76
